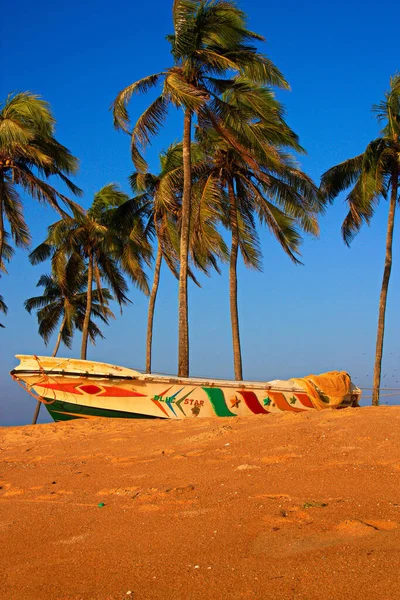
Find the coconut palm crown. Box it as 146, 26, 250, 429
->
0, 92, 82, 269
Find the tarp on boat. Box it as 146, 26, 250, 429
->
291, 371, 353, 410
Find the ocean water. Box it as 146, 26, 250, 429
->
359, 391, 400, 407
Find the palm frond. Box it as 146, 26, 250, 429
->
320, 154, 365, 202
132, 95, 169, 149
29, 242, 53, 265
36, 303, 63, 344
164, 71, 208, 110
0, 232, 14, 273
341, 179, 379, 245
112, 73, 163, 132
1, 179, 31, 247
0, 293, 8, 328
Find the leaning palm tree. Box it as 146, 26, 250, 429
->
30, 184, 151, 360
197, 111, 321, 379
320, 74, 400, 405
25, 259, 115, 423
0, 92, 82, 268
113, 0, 288, 377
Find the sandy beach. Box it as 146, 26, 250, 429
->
1, 407, 400, 599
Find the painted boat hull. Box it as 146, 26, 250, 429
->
10, 355, 361, 422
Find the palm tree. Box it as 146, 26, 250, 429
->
196, 89, 321, 379
125, 142, 227, 373
30, 184, 151, 360
25, 258, 115, 423
320, 74, 400, 405
113, 0, 288, 377
0, 92, 82, 269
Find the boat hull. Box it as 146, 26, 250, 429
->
45, 399, 159, 421
10, 355, 361, 422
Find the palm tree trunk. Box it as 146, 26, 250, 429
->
178, 109, 192, 377
80, 251, 94, 360
372, 167, 398, 405
52, 314, 67, 358
32, 314, 66, 424
146, 242, 162, 373
0, 172, 5, 271
228, 179, 243, 381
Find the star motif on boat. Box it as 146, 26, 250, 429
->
290, 396, 297, 404
230, 395, 241, 409
263, 397, 271, 406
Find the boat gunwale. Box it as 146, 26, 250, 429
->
10, 367, 361, 396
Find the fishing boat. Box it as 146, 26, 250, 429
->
10, 355, 361, 422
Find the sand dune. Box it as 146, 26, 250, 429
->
1, 407, 400, 599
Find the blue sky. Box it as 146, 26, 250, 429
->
1, 0, 399, 425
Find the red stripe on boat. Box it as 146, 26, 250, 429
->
267, 391, 306, 412
151, 399, 169, 417
36, 382, 146, 398
238, 391, 269, 414
158, 387, 172, 397
36, 383, 83, 395
294, 392, 314, 408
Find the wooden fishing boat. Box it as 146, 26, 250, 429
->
10, 355, 361, 422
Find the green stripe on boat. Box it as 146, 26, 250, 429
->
202, 388, 236, 417
45, 399, 158, 422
